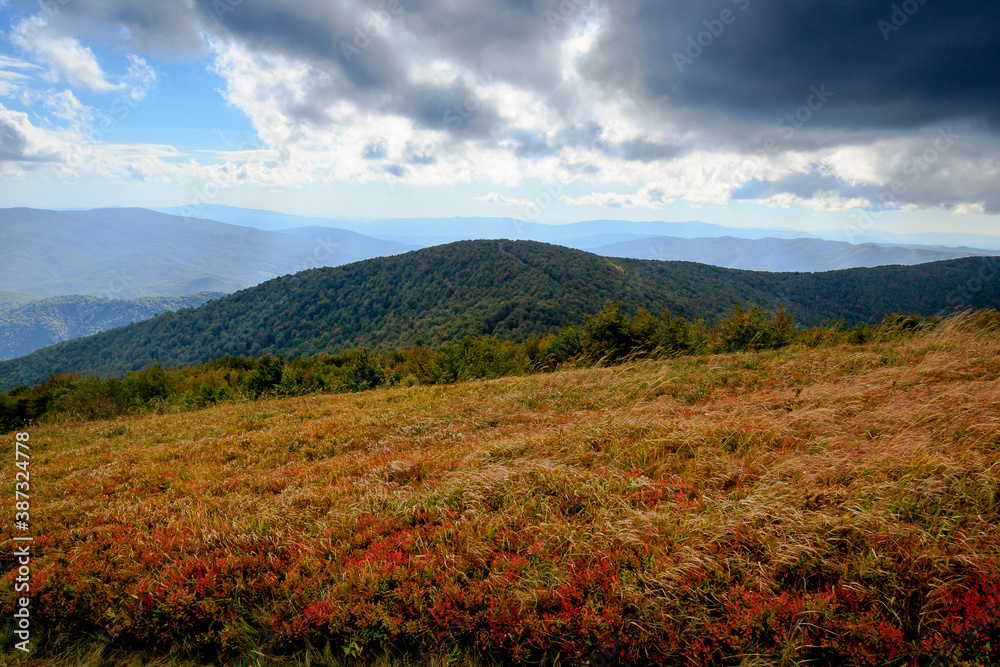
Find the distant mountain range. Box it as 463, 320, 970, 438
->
156, 204, 1000, 250
1, 240, 997, 391
592, 236, 1000, 272
154, 204, 824, 243
2, 207, 998, 365
9, 207, 996, 291
0, 291, 39, 315
0, 292, 224, 361
0, 207, 415, 298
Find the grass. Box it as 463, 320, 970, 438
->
2, 313, 1000, 666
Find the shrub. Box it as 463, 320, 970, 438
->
717, 304, 796, 353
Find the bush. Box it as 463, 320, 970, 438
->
717, 304, 796, 353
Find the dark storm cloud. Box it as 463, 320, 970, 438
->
29, 0, 205, 57
511, 130, 552, 158
37, 0, 1000, 135
38, 0, 596, 137
29, 0, 1000, 219
394, 0, 573, 90
401, 83, 501, 137
618, 139, 683, 162
581, 0, 1000, 129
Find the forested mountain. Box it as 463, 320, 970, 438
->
0, 291, 39, 315
0, 292, 224, 361
0, 208, 414, 297
0, 240, 997, 390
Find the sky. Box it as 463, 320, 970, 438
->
0, 0, 998, 242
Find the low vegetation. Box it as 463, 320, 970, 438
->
0, 303, 941, 432
2, 309, 999, 665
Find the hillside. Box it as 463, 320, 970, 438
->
0, 240, 997, 390
0, 290, 39, 315
2, 315, 998, 665
0, 208, 414, 297
592, 235, 1000, 273
0, 292, 224, 361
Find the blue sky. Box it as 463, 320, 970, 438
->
1, 0, 998, 243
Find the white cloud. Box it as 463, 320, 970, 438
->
123, 55, 156, 101
0, 102, 71, 162
476, 192, 535, 207
11, 19, 124, 93
0, 56, 40, 98
41, 89, 90, 124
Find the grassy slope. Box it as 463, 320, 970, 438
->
2, 317, 1000, 666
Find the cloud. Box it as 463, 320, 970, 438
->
0, 103, 64, 162
11, 20, 124, 92
581, 0, 1000, 130
40, 89, 91, 124
3, 0, 998, 220
123, 55, 157, 101
0, 56, 40, 98
476, 192, 535, 207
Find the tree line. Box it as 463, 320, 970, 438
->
0, 302, 966, 432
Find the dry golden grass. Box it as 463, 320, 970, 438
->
3, 313, 999, 666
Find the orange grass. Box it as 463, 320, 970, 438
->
2, 313, 999, 666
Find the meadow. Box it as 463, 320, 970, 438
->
2, 311, 1000, 666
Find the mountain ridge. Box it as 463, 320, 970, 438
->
0, 207, 415, 298
0, 240, 997, 391
0, 292, 225, 361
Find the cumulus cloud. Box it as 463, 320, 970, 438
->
11, 20, 124, 92
2, 0, 998, 218
0, 103, 66, 162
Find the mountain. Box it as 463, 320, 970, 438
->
157, 204, 816, 242
0, 208, 416, 298
0, 292, 225, 361
0, 291, 40, 315
816, 228, 1000, 251
151, 204, 372, 231
591, 236, 1000, 273
0, 240, 998, 391
154, 204, 1000, 268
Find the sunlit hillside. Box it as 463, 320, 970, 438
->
2, 314, 999, 666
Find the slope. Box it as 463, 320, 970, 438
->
0, 291, 39, 315
3, 316, 999, 665
0, 292, 225, 361
0, 240, 997, 390
0, 208, 415, 297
